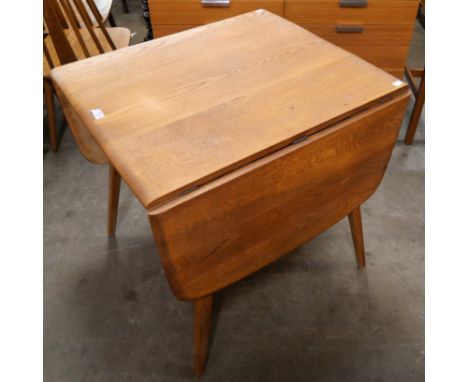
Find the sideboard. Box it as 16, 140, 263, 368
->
148, 0, 419, 78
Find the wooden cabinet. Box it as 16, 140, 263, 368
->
303, 24, 414, 74
285, 0, 418, 25
148, 0, 419, 78
150, 0, 284, 32
286, 0, 419, 77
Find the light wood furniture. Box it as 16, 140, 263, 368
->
404, 0, 425, 145
43, 0, 127, 152
79, 0, 115, 25
44, 0, 130, 235
404, 66, 424, 144
148, 0, 419, 78
51, 11, 410, 374
108, 164, 122, 235
95, 0, 114, 18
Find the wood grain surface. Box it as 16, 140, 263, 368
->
44, 0, 130, 161
53, 82, 109, 163
153, 24, 199, 37
51, 10, 407, 208
148, 0, 419, 80
149, 0, 284, 25
302, 23, 414, 69
43, 27, 130, 76
285, 0, 419, 25
50, 10, 411, 374
148, 92, 409, 300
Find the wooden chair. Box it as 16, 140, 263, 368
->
43, 0, 126, 152
404, 0, 425, 145
44, 0, 130, 235
72, 0, 118, 27
94, 0, 116, 25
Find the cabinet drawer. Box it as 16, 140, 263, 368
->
286, 0, 419, 25
303, 24, 414, 69
149, 0, 284, 25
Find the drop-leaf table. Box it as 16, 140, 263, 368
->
51, 10, 410, 375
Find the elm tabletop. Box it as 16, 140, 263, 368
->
51, 10, 410, 375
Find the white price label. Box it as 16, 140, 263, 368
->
90, 109, 105, 120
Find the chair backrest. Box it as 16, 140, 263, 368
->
43, 0, 116, 165
43, 0, 116, 68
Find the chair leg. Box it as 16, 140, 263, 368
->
405, 70, 425, 145
44, 80, 58, 152
193, 295, 213, 376
348, 206, 366, 267
108, 11, 117, 27
121, 0, 129, 13
108, 164, 121, 236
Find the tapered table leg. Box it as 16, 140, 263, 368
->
348, 206, 366, 267
405, 70, 425, 145
44, 80, 57, 152
193, 294, 213, 376
108, 164, 121, 236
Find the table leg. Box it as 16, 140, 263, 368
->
108, 164, 121, 236
44, 80, 58, 152
405, 69, 425, 145
348, 206, 366, 267
193, 294, 213, 376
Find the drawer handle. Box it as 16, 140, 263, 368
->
201, 0, 231, 7
339, 0, 368, 8
336, 25, 364, 33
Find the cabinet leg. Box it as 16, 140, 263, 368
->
348, 206, 366, 267
405, 70, 425, 145
193, 294, 213, 376
108, 164, 121, 236
44, 80, 57, 152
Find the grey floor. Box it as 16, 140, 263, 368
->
44, 1, 425, 381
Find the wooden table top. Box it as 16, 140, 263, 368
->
51, 10, 406, 209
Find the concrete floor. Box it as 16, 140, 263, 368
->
44, 1, 425, 380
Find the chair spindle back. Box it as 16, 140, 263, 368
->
43, 0, 117, 68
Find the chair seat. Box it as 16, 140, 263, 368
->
43, 27, 131, 77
